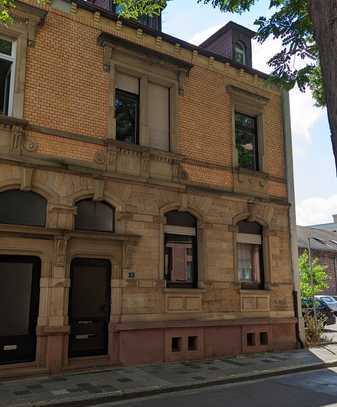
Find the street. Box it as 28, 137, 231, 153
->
99, 368, 337, 407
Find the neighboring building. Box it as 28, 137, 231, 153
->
0, 0, 298, 377
297, 226, 337, 296
311, 215, 337, 233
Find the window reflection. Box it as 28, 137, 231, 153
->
235, 112, 259, 171
164, 211, 197, 288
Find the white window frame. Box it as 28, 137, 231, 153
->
0, 35, 16, 116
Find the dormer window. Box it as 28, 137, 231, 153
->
234, 42, 246, 65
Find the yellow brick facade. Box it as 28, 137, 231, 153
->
0, 0, 297, 376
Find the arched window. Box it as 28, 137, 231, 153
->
237, 220, 264, 289
164, 210, 198, 288
0, 190, 47, 227
234, 42, 246, 65
75, 199, 115, 233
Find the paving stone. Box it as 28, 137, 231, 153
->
46, 377, 67, 383
13, 390, 31, 396
67, 388, 85, 393
51, 389, 70, 396
100, 385, 117, 391
117, 378, 133, 383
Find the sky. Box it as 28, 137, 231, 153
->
162, 0, 337, 226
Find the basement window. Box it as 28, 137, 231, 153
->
188, 336, 198, 351
0, 37, 15, 116
247, 333, 256, 347
171, 337, 182, 353
260, 332, 268, 346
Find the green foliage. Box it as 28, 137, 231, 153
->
114, 0, 168, 18
299, 250, 328, 299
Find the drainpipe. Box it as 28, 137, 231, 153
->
282, 90, 305, 347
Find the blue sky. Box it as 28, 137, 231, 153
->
162, 0, 337, 226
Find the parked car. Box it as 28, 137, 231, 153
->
302, 298, 336, 326
315, 295, 337, 314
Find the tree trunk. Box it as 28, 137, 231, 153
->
309, 0, 337, 173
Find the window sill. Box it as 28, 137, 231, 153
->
163, 287, 206, 294
240, 288, 271, 294
235, 167, 268, 179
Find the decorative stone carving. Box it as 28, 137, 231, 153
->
49, 204, 77, 230
20, 167, 34, 191
140, 151, 151, 178
172, 161, 188, 182
94, 178, 105, 201
94, 150, 107, 165
103, 45, 113, 72
10, 125, 25, 154
165, 294, 202, 313
24, 139, 39, 153
108, 144, 118, 172
234, 170, 269, 197
177, 70, 187, 96
241, 293, 270, 312
54, 236, 69, 267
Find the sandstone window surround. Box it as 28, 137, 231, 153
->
237, 220, 264, 290
164, 210, 198, 289
98, 32, 192, 153
0, 2, 47, 120
232, 209, 272, 292
159, 204, 206, 292
227, 85, 269, 174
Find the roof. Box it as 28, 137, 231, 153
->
297, 225, 337, 253
200, 21, 256, 48
69, 0, 270, 81
311, 223, 337, 232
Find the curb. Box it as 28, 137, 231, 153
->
17, 358, 337, 407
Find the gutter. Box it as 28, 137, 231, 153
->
282, 90, 305, 347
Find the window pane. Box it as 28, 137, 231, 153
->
234, 44, 245, 65
0, 262, 33, 336
75, 200, 114, 232
115, 89, 139, 144
235, 112, 258, 171
0, 58, 12, 115
166, 211, 197, 228
0, 190, 47, 227
165, 235, 196, 287
0, 38, 12, 56
238, 220, 262, 235
238, 243, 262, 286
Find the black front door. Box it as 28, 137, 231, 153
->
69, 258, 111, 358
0, 256, 41, 365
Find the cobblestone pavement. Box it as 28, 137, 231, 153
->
1, 345, 337, 407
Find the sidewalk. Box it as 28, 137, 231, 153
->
2, 345, 337, 407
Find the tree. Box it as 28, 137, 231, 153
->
2, 0, 337, 170
299, 250, 328, 299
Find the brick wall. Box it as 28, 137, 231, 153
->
21, 1, 287, 198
